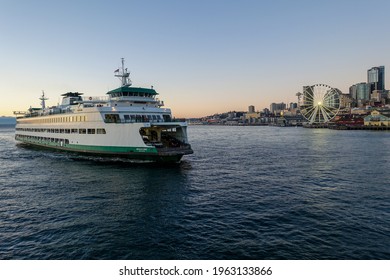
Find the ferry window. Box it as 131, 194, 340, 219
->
79, 129, 86, 134
71, 129, 78, 134
87, 129, 96, 134
60, 129, 64, 133
65, 129, 70, 134
97, 128, 106, 134
124, 115, 130, 122
163, 115, 172, 122
136, 115, 142, 122
152, 115, 157, 120
130, 115, 136, 122
105, 114, 120, 123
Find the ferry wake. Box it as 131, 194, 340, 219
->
14, 59, 193, 163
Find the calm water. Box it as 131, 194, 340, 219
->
0, 125, 389, 259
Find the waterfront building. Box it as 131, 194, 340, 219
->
277, 115, 305, 126
244, 111, 260, 123
289, 102, 298, 110
283, 103, 298, 115
228, 112, 236, 119
371, 90, 387, 104
367, 66, 385, 92
270, 102, 286, 115
351, 107, 371, 115
262, 108, 271, 116
248, 105, 255, 113
364, 109, 390, 127
339, 93, 353, 108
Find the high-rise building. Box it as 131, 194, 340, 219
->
349, 84, 357, 100
270, 102, 286, 114
367, 66, 385, 92
356, 82, 371, 106
289, 102, 298, 109
350, 83, 370, 101
248, 105, 255, 113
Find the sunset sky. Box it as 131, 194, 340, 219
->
1, 0, 389, 118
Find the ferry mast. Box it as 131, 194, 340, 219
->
39, 90, 48, 109
115, 58, 132, 86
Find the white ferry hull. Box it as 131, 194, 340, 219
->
15, 121, 192, 163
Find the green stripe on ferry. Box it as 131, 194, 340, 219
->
66, 144, 158, 154
15, 136, 158, 154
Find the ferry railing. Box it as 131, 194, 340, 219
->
104, 119, 167, 124
82, 96, 110, 103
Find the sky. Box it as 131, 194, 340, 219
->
1, 0, 389, 118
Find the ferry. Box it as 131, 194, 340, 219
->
14, 59, 193, 163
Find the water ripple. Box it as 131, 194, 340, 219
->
0, 126, 389, 259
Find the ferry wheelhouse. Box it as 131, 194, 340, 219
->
14, 59, 193, 163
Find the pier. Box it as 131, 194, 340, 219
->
328, 125, 390, 131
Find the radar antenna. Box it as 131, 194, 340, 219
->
114, 58, 132, 86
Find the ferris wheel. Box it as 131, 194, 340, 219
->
297, 84, 340, 124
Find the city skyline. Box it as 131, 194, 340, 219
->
1, 0, 390, 118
